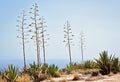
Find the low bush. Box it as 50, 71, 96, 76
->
111, 58, 119, 74
84, 60, 97, 69
95, 51, 120, 75
66, 63, 80, 74
16, 73, 31, 82
95, 51, 113, 75
26, 62, 40, 82
91, 70, 99, 76
47, 64, 58, 77
41, 63, 49, 74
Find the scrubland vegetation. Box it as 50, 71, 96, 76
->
1, 2, 120, 82
0, 51, 120, 82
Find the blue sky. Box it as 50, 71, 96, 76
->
0, 0, 120, 62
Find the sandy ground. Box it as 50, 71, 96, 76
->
42, 73, 120, 82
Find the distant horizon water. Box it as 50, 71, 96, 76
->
0, 59, 85, 71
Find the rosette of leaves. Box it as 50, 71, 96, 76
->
95, 51, 113, 75
47, 64, 58, 77
27, 62, 40, 82
3, 65, 19, 82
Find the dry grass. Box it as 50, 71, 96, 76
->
54, 71, 61, 77
16, 74, 31, 82
72, 73, 80, 81
0, 78, 7, 82
108, 72, 114, 77
78, 69, 85, 74
0, 77, 7, 82
38, 73, 48, 81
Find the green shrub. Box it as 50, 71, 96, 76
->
47, 64, 58, 77
111, 58, 119, 74
3, 65, 19, 82
84, 60, 97, 69
95, 51, 119, 75
66, 63, 74, 73
84, 60, 91, 69
84, 69, 92, 75
91, 70, 99, 76
27, 62, 40, 82
41, 63, 49, 74
66, 63, 80, 73
95, 51, 113, 75
119, 63, 120, 72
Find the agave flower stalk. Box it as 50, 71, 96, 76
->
16, 10, 28, 71
63, 21, 74, 64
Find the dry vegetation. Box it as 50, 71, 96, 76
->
0, 51, 120, 82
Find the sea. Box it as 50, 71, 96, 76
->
0, 59, 82, 71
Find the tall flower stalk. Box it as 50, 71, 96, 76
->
40, 16, 49, 64
63, 21, 74, 64
16, 10, 28, 71
29, 3, 41, 67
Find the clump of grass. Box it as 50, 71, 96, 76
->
91, 69, 99, 76
72, 73, 80, 81
84, 69, 92, 75
91, 71, 99, 76
26, 62, 40, 82
66, 63, 80, 74
54, 71, 61, 77
0, 75, 7, 82
16, 74, 31, 82
47, 64, 58, 77
78, 69, 85, 74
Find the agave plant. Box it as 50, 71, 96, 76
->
84, 60, 92, 69
96, 51, 120, 75
84, 60, 97, 69
119, 63, 120, 72
3, 65, 18, 82
95, 51, 114, 75
41, 63, 49, 74
111, 57, 119, 74
66, 63, 75, 72
67, 63, 81, 72
47, 64, 58, 77
27, 62, 40, 82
